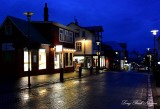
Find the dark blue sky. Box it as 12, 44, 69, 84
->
1, 0, 160, 53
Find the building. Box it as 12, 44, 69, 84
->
104, 41, 128, 70
0, 3, 76, 77
0, 16, 50, 77
67, 21, 106, 70
32, 21, 76, 73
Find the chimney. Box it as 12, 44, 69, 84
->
44, 3, 48, 21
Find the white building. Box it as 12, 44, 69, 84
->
67, 21, 106, 70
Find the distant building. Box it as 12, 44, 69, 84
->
103, 41, 128, 70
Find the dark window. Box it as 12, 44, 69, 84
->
70, 53, 72, 65
5, 22, 12, 35
82, 31, 85, 38
65, 53, 68, 66
75, 29, 80, 37
75, 33, 79, 37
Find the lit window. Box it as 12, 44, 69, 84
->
76, 42, 82, 51
24, 49, 32, 71
39, 49, 46, 70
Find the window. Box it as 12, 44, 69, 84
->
39, 49, 46, 70
65, 52, 73, 67
59, 28, 64, 41
5, 22, 12, 35
76, 42, 82, 51
68, 31, 73, 42
59, 28, 73, 43
54, 53, 60, 69
24, 49, 32, 71
65, 53, 68, 66
75, 29, 80, 37
70, 53, 73, 65
75, 32, 79, 37
65, 30, 68, 41
82, 31, 85, 38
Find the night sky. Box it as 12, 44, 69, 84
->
1, 0, 160, 53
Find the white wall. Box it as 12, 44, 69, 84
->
68, 23, 93, 55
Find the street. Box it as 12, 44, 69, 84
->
0, 71, 153, 109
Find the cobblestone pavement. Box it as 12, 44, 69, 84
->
0, 71, 152, 109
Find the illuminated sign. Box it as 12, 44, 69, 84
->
56, 45, 63, 52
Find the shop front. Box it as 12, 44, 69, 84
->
93, 56, 105, 68
73, 55, 106, 70
54, 45, 75, 72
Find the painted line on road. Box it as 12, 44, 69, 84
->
147, 74, 154, 109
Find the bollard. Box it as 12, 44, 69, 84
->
79, 66, 82, 78
90, 66, 93, 75
96, 66, 99, 74
60, 68, 64, 82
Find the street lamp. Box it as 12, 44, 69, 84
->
83, 38, 86, 67
151, 29, 159, 69
146, 48, 151, 72
96, 41, 100, 74
24, 12, 34, 88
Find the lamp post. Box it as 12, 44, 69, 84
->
96, 41, 100, 74
151, 30, 159, 69
83, 38, 85, 67
24, 12, 33, 88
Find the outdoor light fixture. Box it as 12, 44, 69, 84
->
24, 12, 33, 88
146, 48, 150, 51
83, 38, 86, 67
151, 30, 159, 35
24, 12, 34, 19
151, 29, 158, 68
96, 40, 100, 74
96, 41, 100, 45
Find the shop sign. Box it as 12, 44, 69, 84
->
2, 43, 15, 51
56, 45, 63, 52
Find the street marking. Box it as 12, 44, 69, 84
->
147, 74, 155, 109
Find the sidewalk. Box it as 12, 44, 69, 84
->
0, 68, 105, 94
151, 76, 160, 108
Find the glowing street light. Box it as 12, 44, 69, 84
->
83, 38, 86, 67
96, 40, 100, 74
151, 29, 158, 68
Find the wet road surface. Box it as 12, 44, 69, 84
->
0, 71, 150, 109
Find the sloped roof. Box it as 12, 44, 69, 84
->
83, 26, 103, 32
8, 16, 50, 44
32, 21, 78, 32
104, 41, 125, 51
67, 22, 92, 33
